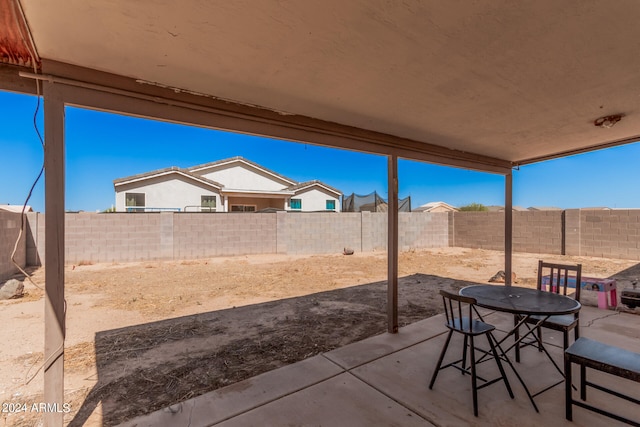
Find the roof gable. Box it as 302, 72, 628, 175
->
188, 157, 296, 188
414, 201, 458, 212
287, 180, 341, 197
0, 205, 33, 213
113, 167, 223, 190
113, 157, 342, 196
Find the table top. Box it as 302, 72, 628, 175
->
459, 284, 581, 316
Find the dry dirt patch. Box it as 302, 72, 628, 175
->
1, 248, 638, 426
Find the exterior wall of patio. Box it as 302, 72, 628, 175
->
226, 196, 285, 211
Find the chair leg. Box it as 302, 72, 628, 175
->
514, 316, 520, 363
565, 354, 573, 421
429, 330, 453, 389
461, 335, 468, 375
488, 333, 514, 399
563, 330, 569, 351
537, 327, 543, 352
469, 334, 478, 417
580, 364, 587, 401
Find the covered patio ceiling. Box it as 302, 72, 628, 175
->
2, 2, 640, 425
2, 0, 640, 169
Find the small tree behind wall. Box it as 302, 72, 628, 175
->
459, 203, 489, 212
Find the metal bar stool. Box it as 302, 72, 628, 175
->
429, 290, 514, 416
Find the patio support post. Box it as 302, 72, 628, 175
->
505, 171, 513, 286
387, 154, 399, 333
43, 82, 66, 426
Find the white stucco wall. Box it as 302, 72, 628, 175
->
115, 175, 220, 212
288, 187, 341, 212
197, 163, 291, 191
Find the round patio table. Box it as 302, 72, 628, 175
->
459, 284, 581, 412
459, 284, 581, 316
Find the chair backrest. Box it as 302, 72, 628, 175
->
536, 260, 583, 301
440, 289, 477, 332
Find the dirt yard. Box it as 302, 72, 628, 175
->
2, 248, 639, 426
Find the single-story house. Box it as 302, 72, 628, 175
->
413, 201, 458, 213
113, 156, 342, 213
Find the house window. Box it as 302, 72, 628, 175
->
290, 199, 302, 210
201, 196, 216, 212
125, 193, 145, 212
326, 200, 336, 210
231, 205, 256, 212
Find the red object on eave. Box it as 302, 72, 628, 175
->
0, 0, 39, 68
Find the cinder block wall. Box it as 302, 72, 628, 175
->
449, 211, 506, 250
281, 212, 362, 254
399, 212, 449, 250
0, 211, 25, 281
451, 210, 563, 255
64, 213, 164, 263
25, 212, 43, 266
26, 212, 451, 264
578, 210, 640, 259
513, 211, 564, 255
19, 209, 640, 265
173, 212, 277, 258
564, 209, 581, 256
361, 212, 387, 252
451, 209, 640, 260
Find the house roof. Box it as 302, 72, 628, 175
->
0, 204, 33, 213
286, 180, 342, 197
113, 166, 224, 189
3, 2, 640, 172
414, 201, 458, 212
113, 158, 341, 196
527, 206, 563, 211
486, 205, 529, 212
188, 156, 296, 186
219, 188, 295, 197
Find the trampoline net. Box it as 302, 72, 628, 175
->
342, 192, 411, 212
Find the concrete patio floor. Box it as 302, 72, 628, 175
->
120, 305, 640, 427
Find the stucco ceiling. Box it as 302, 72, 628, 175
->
3, 0, 640, 166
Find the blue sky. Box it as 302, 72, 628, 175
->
1, 90, 639, 212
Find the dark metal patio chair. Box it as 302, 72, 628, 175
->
429, 290, 514, 416
515, 260, 582, 362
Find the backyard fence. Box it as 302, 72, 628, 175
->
0, 211, 26, 281
19, 211, 449, 266
2, 209, 640, 282
449, 209, 640, 260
